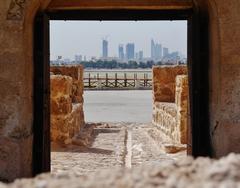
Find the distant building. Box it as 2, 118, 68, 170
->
126, 43, 135, 60
64, 58, 71, 64
169, 51, 179, 59
151, 39, 155, 59
135, 52, 139, 60
163, 47, 169, 58
135, 51, 144, 61
118, 44, 124, 60
155, 44, 162, 60
75, 55, 82, 62
139, 51, 143, 60
151, 39, 162, 60
102, 39, 108, 58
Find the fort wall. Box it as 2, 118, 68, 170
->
50, 66, 85, 144
152, 66, 188, 144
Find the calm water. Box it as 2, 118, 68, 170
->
84, 90, 152, 123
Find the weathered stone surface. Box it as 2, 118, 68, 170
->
152, 68, 188, 144
68, 103, 84, 138
51, 97, 72, 115
152, 65, 187, 103
51, 75, 73, 115
152, 102, 178, 142
50, 66, 83, 81
72, 123, 95, 146
0, 136, 32, 182
7, 0, 26, 20
1, 0, 240, 182
50, 67, 85, 145
163, 144, 186, 154
2, 153, 240, 187
51, 66, 84, 103
175, 75, 188, 144
50, 75, 72, 98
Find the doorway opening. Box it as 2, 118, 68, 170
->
33, 9, 211, 176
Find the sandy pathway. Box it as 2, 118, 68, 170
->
51, 123, 186, 175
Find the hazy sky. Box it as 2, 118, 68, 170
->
50, 20, 187, 60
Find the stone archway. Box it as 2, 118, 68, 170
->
30, 0, 210, 177
4, 0, 239, 182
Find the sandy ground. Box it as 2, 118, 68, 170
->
83, 90, 152, 123
51, 123, 186, 176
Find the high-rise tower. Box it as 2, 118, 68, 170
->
151, 39, 162, 60
163, 47, 169, 58
151, 39, 155, 59
126, 43, 135, 60
102, 39, 108, 58
118, 44, 124, 60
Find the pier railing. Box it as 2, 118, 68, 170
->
84, 73, 152, 90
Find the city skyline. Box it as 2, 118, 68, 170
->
100, 39, 180, 62
53, 38, 185, 62
50, 21, 187, 60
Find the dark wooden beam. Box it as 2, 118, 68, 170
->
47, 0, 192, 11
47, 9, 192, 20
33, 12, 51, 176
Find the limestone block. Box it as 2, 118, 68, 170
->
51, 75, 72, 98
175, 75, 189, 144
51, 75, 73, 115
50, 66, 85, 145
51, 96, 72, 115
72, 80, 84, 103
152, 75, 188, 144
51, 114, 70, 143
68, 103, 85, 138
50, 65, 83, 82
51, 104, 85, 144
50, 66, 84, 104
152, 65, 187, 103
152, 102, 177, 141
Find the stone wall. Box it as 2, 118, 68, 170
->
50, 66, 84, 103
153, 65, 187, 103
153, 102, 177, 140
50, 66, 84, 144
152, 66, 188, 144
175, 75, 188, 144
1, 0, 240, 182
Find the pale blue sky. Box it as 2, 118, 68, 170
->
50, 21, 187, 60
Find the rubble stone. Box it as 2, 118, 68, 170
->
51, 66, 84, 103
50, 66, 85, 144
2, 154, 240, 188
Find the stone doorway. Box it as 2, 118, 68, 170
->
33, 7, 211, 176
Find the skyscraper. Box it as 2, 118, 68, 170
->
163, 47, 169, 58
118, 44, 124, 60
151, 39, 155, 59
135, 52, 139, 60
126, 43, 135, 60
139, 51, 143, 60
155, 44, 162, 60
151, 39, 162, 60
102, 39, 108, 58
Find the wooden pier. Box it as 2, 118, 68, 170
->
84, 73, 152, 89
